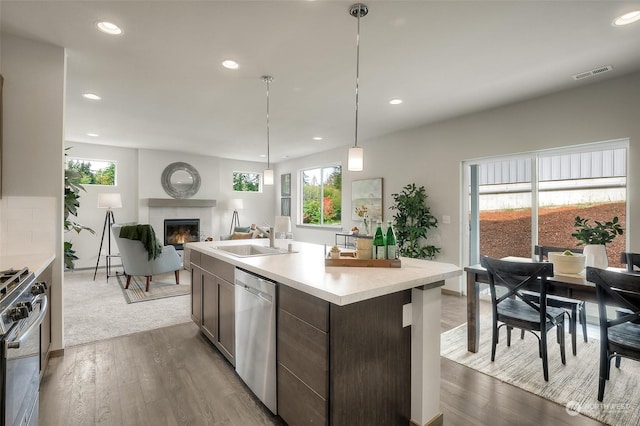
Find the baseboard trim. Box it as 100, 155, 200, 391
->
410, 412, 443, 426
441, 288, 462, 296
49, 349, 65, 358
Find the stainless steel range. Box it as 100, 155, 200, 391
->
0, 268, 48, 426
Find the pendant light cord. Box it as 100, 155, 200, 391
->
263, 76, 273, 169
354, 9, 361, 149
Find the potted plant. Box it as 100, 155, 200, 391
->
571, 215, 623, 268
64, 149, 95, 269
389, 183, 440, 259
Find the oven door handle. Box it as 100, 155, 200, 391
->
7, 294, 48, 349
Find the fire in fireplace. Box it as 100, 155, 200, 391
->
164, 219, 200, 250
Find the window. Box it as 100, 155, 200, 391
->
66, 157, 116, 185
301, 164, 342, 225
464, 141, 627, 267
233, 172, 261, 192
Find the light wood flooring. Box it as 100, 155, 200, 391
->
40, 294, 603, 425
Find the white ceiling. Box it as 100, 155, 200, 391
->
2, 1, 640, 163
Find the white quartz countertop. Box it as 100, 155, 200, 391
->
187, 240, 461, 306
0, 253, 56, 277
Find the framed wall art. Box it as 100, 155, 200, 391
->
281, 173, 291, 196
281, 197, 291, 217
351, 178, 383, 222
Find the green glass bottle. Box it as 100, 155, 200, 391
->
373, 220, 386, 259
386, 220, 397, 259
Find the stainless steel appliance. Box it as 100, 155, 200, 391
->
0, 268, 48, 426
234, 268, 277, 414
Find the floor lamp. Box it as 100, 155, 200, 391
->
93, 193, 122, 280
228, 198, 244, 234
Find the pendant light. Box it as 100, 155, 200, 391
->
348, 3, 368, 172
263, 75, 274, 185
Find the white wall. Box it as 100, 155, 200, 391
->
0, 33, 65, 350
64, 142, 138, 270
278, 71, 640, 293
65, 145, 278, 269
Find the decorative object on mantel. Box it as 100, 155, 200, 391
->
352, 178, 382, 227
161, 162, 201, 199
390, 183, 440, 260
92, 192, 122, 280
262, 75, 274, 185
347, 3, 368, 172
571, 215, 623, 269
228, 198, 244, 235
147, 198, 216, 207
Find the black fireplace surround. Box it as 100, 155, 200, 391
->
164, 219, 200, 250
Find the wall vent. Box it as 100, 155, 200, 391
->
572, 65, 613, 80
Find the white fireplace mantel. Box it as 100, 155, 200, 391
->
147, 198, 217, 207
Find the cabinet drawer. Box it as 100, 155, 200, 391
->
279, 285, 329, 332
201, 255, 234, 283
278, 364, 327, 426
190, 250, 201, 267
278, 309, 328, 398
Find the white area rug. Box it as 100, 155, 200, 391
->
441, 319, 640, 425
64, 269, 191, 347
116, 273, 190, 303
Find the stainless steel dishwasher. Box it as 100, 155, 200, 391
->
234, 268, 277, 414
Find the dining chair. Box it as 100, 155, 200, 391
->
522, 245, 588, 355
480, 256, 566, 381
587, 266, 640, 401
620, 252, 640, 272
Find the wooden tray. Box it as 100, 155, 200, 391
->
325, 254, 401, 268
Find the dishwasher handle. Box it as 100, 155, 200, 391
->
241, 283, 273, 303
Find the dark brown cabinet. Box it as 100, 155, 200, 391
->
190, 250, 203, 325
277, 285, 411, 426
190, 250, 235, 365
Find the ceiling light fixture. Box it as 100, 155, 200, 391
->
390, 98, 403, 105
313, 136, 323, 141
87, 133, 99, 137
613, 10, 640, 26
222, 60, 239, 70
262, 76, 274, 186
96, 21, 123, 35
347, 3, 368, 172
82, 93, 101, 100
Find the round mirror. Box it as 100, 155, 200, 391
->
161, 162, 201, 199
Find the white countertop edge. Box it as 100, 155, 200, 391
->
187, 241, 461, 306
0, 253, 56, 277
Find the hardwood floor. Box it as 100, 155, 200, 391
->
40, 294, 602, 425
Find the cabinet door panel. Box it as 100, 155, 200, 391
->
217, 277, 235, 364
190, 266, 203, 325
278, 309, 328, 398
279, 285, 329, 332
202, 271, 218, 342
278, 364, 327, 426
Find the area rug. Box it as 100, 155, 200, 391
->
441, 319, 640, 425
116, 274, 191, 303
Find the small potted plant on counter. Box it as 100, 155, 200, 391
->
571, 215, 623, 269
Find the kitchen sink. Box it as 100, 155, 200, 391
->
211, 244, 290, 257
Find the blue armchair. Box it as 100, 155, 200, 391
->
112, 224, 182, 291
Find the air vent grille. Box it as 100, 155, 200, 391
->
572, 65, 613, 80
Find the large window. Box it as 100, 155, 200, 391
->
233, 171, 261, 192
301, 164, 342, 226
66, 157, 116, 186
465, 141, 627, 267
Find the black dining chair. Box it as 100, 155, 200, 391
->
620, 252, 640, 273
586, 266, 640, 401
520, 245, 588, 356
481, 256, 566, 381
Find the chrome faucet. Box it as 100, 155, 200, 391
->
269, 226, 275, 248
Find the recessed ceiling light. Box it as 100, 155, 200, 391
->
222, 60, 239, 70
82, 93, 101, 100
96, 21, 123, 35
87, 133, 99, 137
313, 136, 323, 141
613, 10, 640, 26
259, 154, 267, 158
389, 98, 403, 105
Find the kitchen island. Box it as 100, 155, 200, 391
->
187, 239, 461, 426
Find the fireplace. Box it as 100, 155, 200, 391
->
164, 219, 200, 250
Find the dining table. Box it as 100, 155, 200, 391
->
464, 257, 608, 353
